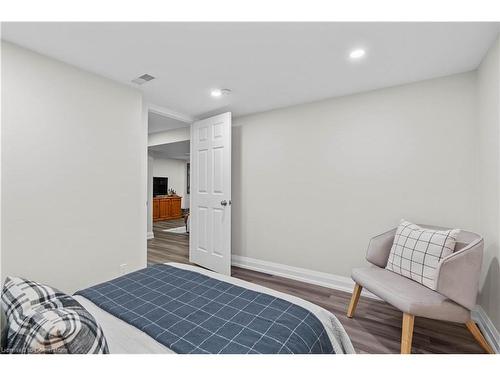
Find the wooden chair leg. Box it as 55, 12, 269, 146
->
401, 313, 415, 354
465, 320, 495, 354
347, 283, 362, 318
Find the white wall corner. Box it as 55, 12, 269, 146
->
472, 305, 500, 353
231, 255, 380, 300
147, 232, 154, 240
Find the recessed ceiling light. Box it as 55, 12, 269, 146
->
349, 49, 366, 60
211, 89, 222, 97
211, 88, 231, 98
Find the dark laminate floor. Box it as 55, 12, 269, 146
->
147, 219, 484, 354
148, 219, 190, 265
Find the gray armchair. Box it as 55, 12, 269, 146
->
347, 225, 494, 354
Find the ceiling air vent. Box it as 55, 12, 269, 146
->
132, 74, 156, 85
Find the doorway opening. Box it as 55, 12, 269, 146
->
146, 109, 232, 275
147, 111, 191, 266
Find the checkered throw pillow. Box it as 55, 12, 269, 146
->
1, 277, 108, 354
385, 220, 460, 290
1, 277, 66, 344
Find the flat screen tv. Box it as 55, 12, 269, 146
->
153, 177, 168, 196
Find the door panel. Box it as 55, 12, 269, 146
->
189, 112, 231, 275
198, 149, 208, 193
197, 206, 209, 252
153, 199, 160, 220
166, 198, 172, 218
159, 199, 168, 219
212, 208, 224, 257
171, 198, 181, 218
212, 147, 224, 194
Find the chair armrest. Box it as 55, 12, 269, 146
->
435, 238, 483, 311
366, 228, 397, 268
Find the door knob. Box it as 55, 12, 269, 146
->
221, 200, 228, 206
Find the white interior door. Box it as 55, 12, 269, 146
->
189, 112, 231, 275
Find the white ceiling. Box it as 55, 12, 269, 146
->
148, 112, 189, 134
3, 22, 499, 118
149, 141, 190, 161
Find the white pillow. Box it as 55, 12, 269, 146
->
385, 220, 460, 290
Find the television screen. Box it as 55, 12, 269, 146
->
153, 177, 168, 196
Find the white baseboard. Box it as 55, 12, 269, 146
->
231, 254, 500, 353
231, 255, 379, 300
472, 305, 500, 353
147, 231, 154, 240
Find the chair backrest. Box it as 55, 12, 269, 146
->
366, 224, 481, 268
366, 224, 484, 310
415, 224, 481, 252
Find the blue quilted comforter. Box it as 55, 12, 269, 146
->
76, 264, 336, 354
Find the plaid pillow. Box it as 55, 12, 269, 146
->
386, 220, 460, 290
1, 277, 108, 354
1, 277, 66, 343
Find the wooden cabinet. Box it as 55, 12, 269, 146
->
159, 199, 168, 218
171, 197, 183, 219
170, 197, 181, 217
153, 196, 182, 221
153, 199, 160, 220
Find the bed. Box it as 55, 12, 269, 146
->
73, 263, 354, 354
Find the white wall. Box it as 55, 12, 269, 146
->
232, 72, 479, 278
152, 155, 189, 209
1, 42, 147, 293
477, 36, 500, 331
